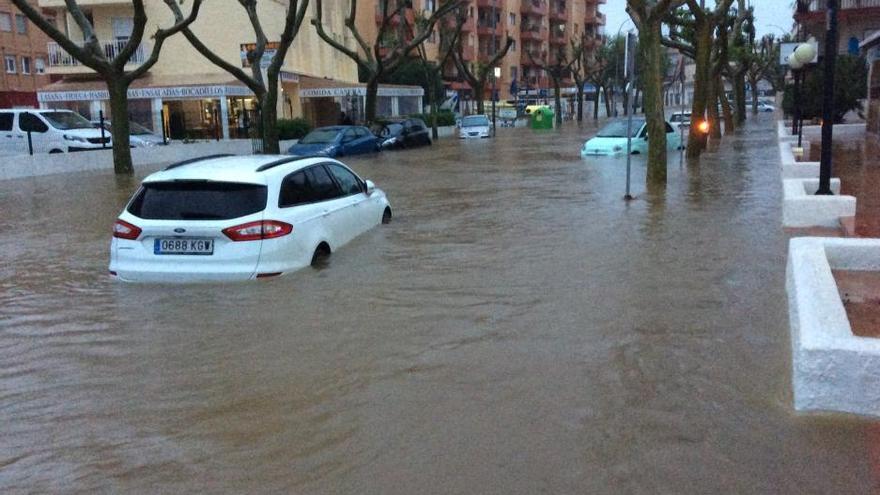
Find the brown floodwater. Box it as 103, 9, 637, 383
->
2, 115, 878, 493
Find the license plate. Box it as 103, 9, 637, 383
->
154, 238, 214, 255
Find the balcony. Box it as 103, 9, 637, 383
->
476, 0, 501, 6
521, 0, 548, 17
477, 21, 503, 37
521, 49, 547, 66
38, 0, 128, 6
597, 12, 606, 26
520, 24, 546, 41
375, 4, 414, 26
47, 40, 149, 74
795, 0, 880, 22
444, 14, 475, 32
549, 1, 567, 20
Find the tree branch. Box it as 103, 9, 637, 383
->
125, 0, 204, 82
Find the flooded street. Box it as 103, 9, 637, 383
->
2, 115, 877, 493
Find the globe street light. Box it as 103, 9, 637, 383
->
791, 40, 817, 149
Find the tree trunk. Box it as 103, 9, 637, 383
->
107, 77, 134, 175
718, 75, 734, 134
261, 88, 280, 154
707, 73, 721, 139
365, 76, 380, 124
603, 85, 612, 117
575, 83, 584, 122
594, 88, 600, 120
553, 78, 562, 125
750, 74, 759, 115
474, 81, 485, 113
734, 70, 746, 124
425, 70, 438, 139
687, 19, 711, 158
638, 20, 667, 184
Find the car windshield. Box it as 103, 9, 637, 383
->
596, 120, 644, 138
670, 114, 690, 122
128, 181, 267, 220
462, 115, 489, 127
41, 111, 93, 130
299, 128, 340, 144
384, 123, 404, 136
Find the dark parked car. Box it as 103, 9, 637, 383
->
375, 118, 432, 149
287, 126, 380, 158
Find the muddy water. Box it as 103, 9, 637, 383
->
2, 116, 877, 493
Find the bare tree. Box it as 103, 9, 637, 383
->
627, 0, 687, 184
450, 29, 514, 114
11, 0, 202, 174
312, 0, 463, 124
166, 0, 309, 154
568, 35, 590, 123
663, 0, 734, 158
527, 45, 578, 125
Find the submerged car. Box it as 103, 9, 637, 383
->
109, 154, 392, 283
581, 118, 682, 157
287, 126, 380, 157
94, 120, 165, 147
757, 101, 775, 113
459, 114, 491, 139
376, 118, 432, 149
669, 111, 691, 128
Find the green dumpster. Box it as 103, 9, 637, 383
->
530, 106, 554, 129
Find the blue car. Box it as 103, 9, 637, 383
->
287, 126, 380, 158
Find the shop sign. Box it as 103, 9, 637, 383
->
241, 42, 280, 68
299, 86, 424, 98
280, 71, 299, 83
38, 85, 253, 102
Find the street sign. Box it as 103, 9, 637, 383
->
241, 42, 280, 68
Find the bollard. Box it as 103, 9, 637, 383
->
160, 107, 168, 145
99, 110, 107, 149
27, 130, 33, 155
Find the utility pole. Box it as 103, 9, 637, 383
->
816, 0, 837, 195
491, 0, 497, 134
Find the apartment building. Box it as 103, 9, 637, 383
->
795, 0, 880, 55
358, 0, 605, 110
34, 0, 423, 139
0, 0, 53, 108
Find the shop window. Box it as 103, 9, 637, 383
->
0, 12, 11, 32
15, 14, 26, 34
4, 56, 15, 74
21, 57, 30, 74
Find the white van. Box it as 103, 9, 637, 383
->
0, 109, 112, 155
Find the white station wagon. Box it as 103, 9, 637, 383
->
109, 154, 392, 282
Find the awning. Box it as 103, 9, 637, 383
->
298, 75, 423, 98
861, 30, 880, 51
37, 73, 254, 103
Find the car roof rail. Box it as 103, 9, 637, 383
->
255, 155, 325, 173
164, 154, 235, 171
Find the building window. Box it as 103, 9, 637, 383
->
509, 13, 515, 25
4, 55, 16, 74
0, 12, 11, 31
425, 0, 435, 12
15, 13, 26, 34
511, 39, 516, 51
511, 66, 518, 80
35, 57, 45, 74
21, 56, 30, 74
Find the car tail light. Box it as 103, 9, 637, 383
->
113, 219, 142, 240
222, 220, 293, 242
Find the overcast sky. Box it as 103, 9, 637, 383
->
602, 0, 795, 38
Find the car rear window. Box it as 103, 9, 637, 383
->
127, 181, 267, 220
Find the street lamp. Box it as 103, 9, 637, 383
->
816, 0, 839, 196
791, 40, 816, 149
492, 66, 501, 134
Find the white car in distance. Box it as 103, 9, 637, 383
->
459, 114, 491, 139
109, 154, 392, 282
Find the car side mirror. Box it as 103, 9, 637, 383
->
364, 179, 376, 195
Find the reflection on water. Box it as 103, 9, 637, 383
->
1, 116, 877, 493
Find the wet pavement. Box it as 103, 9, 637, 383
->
2, 115, 878, 493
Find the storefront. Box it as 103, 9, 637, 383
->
298, 76, 424, 126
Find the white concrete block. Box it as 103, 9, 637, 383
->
778, 120, 797, 141
787, 237, 880, 417
783, 178, 856, 228
778, 141, 821, 178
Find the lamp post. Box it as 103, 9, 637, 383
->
492, 66, 501, 134
816, 0, 838, 195
789, 55, 804, 141
792, 41, 816, 149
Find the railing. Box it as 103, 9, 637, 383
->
47, 40, 149, 67
801, 0, 880, 11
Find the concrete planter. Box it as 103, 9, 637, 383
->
787, 237, 880, 417
778, 141, 820, 179
782, 178, 855, 228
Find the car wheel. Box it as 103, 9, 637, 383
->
311, 242, 331, 267
382, 207, 392, 225
49, 149, 63, 154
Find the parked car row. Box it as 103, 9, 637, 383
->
581, 118, 684, 157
